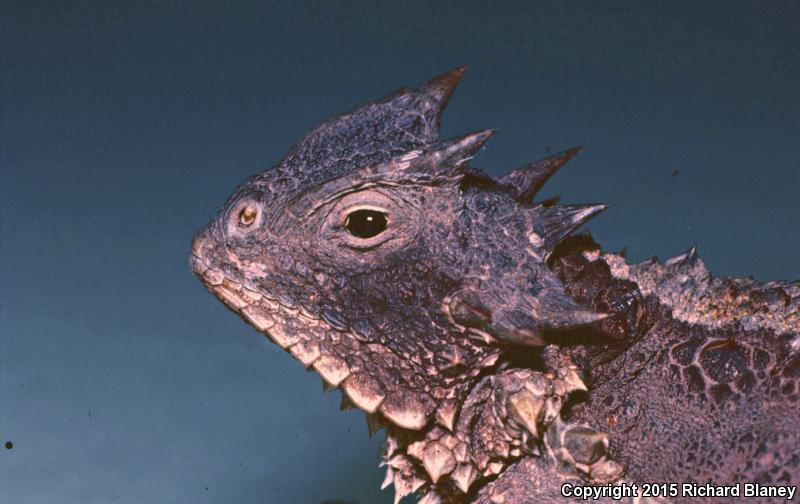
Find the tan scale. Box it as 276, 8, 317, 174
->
342, 373, 385, 413
312, 355, 350, 386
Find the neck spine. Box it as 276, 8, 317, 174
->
380, 357, 622, 503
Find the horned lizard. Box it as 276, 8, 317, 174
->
190, 67, 799, 503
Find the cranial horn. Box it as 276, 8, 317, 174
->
665, 243, 699, 269
500, 147, 582, 203
530, 204, 608, 251
391, 129, 496, 183
447, 276, 606, 347
536, 289, 609, 330
430, 129, 496, 169
420, 65, 468, 120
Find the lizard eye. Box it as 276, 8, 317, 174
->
238, 205, 258, 228
345, 209, 387, 239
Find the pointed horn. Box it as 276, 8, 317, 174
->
538, 289, 608, 330
295, 129, 495, 215
381, 466, 394, 490
339, 393, 355, 411
500, 147, 582, 203
531, 204, 608, 250
437, 129, 496, 166
398, 129, 496, 181
665, 244, 698, 269
366, 413, 384, 437
448, 276, 606, 347
687, 243, 698, 263
421, 65, 467, 118
485, 301, 606, 345
541, 307, 609, 329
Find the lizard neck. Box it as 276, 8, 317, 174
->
380, 361, 621, 503
548, 234, 800, 486
548, 234, 799, 387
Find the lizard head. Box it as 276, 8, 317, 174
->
190, 67, 607, 433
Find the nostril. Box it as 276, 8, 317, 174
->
191, 233, 206, 257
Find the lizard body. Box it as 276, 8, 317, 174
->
190, 68, 799, 503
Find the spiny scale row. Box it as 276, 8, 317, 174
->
380, 363, 620, 503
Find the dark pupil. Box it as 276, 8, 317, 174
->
345, 210, 387, 239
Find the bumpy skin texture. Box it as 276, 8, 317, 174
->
553, 239, 799, 501
190, 68, 800, 503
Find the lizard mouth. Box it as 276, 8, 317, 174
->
190, 236, 384, 415
190, 241, 442, 429
191, 231, 283, 342
191, 255, 303, 350
189, 231, 212, 277
190, 232, 265, 321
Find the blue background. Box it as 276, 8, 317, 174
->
2, 1, 798, 503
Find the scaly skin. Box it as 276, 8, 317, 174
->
190, 68, 799, 503
476, 235, 800, 503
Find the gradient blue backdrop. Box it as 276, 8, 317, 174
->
1, 1, 798, 503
